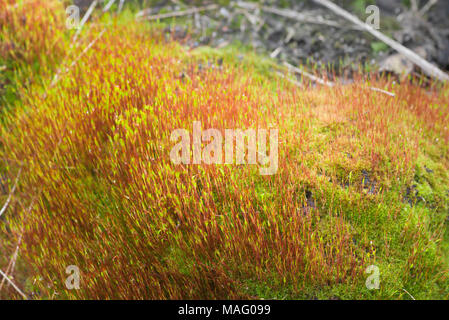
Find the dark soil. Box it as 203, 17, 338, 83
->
75, 0, 449, 76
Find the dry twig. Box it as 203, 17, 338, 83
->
283, 62, 334, 87
0, 269, 27, 299
419, 0, 438, 15
72, 0, 99, 44
236, 1, 362, 30
283, 62, 395, 96
103, 0, 116, 12
51, 28, 107, 87
137, 4, 219, 21
0, 198, 37, 291
0, 168, 22, 219
312, 0, 449, 82
276, 71, 303, 88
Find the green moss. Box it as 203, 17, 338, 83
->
1, 1, 449, 300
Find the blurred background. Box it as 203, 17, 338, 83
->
72, 0, 449, 76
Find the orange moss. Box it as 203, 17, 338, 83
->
0, 8, 448, 299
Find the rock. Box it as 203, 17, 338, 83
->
379, 46, 430, 78
379, 53, 414, 77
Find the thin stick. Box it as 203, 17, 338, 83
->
402, 288, 416, 300
260, 6, 342, 28
312, 0, 449, 82
419, 0, 438, 15
238, 9, 259, 26
369, 87, 395, 97
0, 168, 22, 219
136, 8, 152, 19
0, 197, 37, 291
51, 28, 106, 87
276, 71, 303, 88
283, 62, 334, 87
270, 47, 282, 59
117, 0, 125, 13
236, 1, 361, 30
411, 0, 419, 12
138, 4, 219, 21
283, 62, 395, 96
51, 0, 114, 90
69, 28, 106, 68
72, 0, 99, 44
0, 269, 28, 299
103, 0, 116, 12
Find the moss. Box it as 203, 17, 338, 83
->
1, 1, 449, 300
